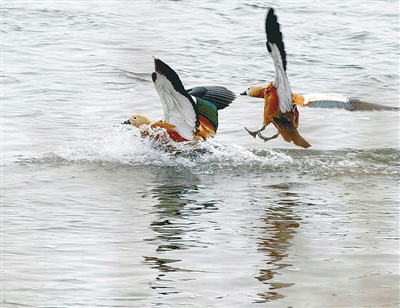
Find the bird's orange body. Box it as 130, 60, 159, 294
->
139, 121, 189, 143
139, 116, 217, 144
261, 83, 280, 126
247, 83, 308, 147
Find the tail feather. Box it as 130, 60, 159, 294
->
273, 116, 311, 148
292, 131, 311, 148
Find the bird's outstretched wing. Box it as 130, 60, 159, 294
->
187, 86, 236, 110
152, 58, 199, 141
196, 98, 219, 139
266, 8, 292, 113
189, 86, 236, 138
300, 93, 399, 111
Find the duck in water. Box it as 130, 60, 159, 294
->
123, 58, 236, 144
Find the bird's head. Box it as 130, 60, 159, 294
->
122, 114, 152, 127
240, 84, 272, 98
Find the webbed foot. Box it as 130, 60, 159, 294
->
258, 132, 280, 142
245, 125, 266, 138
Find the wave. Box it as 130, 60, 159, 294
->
16, 126, 399, 179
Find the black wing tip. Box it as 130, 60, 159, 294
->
265, 8, 279, 40
153, 58, 188, 94
153, 58, 173, 77
152, 58, 200, 126
265, 7, 287, 72
153, 57, 163, 66
266, 8, 276, 26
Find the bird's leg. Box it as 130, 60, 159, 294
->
245, 125, 266, 138
258, 131, 280, 142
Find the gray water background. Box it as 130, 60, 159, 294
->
3, 1, 399, 307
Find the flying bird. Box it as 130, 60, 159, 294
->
123, 58, 236, 143
242, 8, 311, 148
242, 8, 397, 148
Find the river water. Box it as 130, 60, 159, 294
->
3, 1, 399, 307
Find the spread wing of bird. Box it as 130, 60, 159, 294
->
196, 97, 219, 138
266, 8, 292, 113
188, 86, 236, 137
300, 93, 399, 111
152, 58, 199, 141
187, 86, 236, 110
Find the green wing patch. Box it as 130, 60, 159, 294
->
197, 97, 218, 131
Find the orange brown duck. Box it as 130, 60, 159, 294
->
241, 8, 311, 148
123, 58, 236, 144
242, 8, 397, 148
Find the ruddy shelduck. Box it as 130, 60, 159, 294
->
242, 8, 311, 148
123, 58, 236, 143
243, 8, 397, 148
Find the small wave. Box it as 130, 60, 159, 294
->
51, 126, 290, 173
15, 126, 292, 174
17, 126, 399, 178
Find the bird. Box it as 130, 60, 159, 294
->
123, 58, 236, 144
242, 8, 311, 148
242, 8, 398, 147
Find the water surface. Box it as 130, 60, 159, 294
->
3, 1, 399, 307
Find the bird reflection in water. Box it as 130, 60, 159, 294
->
143, 180, 219, 296
255, 184, 301, 303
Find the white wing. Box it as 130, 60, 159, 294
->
152, 59, 198, 140
266, 8, 292, 113
268, 42, 292, 113
302, 93, 349, 106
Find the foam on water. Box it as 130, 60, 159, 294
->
51, 125, 287, 172
19, 125, 399, 179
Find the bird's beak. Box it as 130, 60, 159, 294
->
122, 119, 131, 125
240, 91, 247, 96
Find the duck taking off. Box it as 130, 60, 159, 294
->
123, 58, 236, 143
242, 8, 311, 148
242, 8, 398, 148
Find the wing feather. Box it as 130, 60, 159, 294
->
347, 99, 398, 111
187, 86, 236, 110
152, 58, 199, 140
302, 93, 398, 111
197, 97, 218, 132
266, 8, 292, 113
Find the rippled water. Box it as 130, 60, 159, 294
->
3, 1, 399, 307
